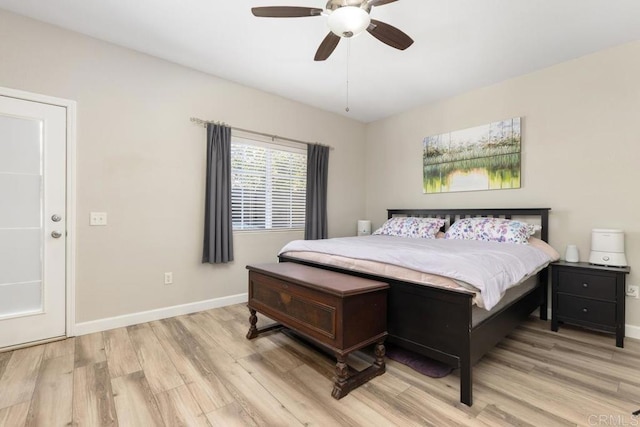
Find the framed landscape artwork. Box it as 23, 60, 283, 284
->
423, 117, 521, 194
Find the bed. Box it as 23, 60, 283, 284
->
278, 207, 553, 406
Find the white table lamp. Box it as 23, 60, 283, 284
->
357, 220, 372, 236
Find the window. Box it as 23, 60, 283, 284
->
231, 137, 307, 231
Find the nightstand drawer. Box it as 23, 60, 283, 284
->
557, 270, 616, 300
557, 294, 616, 327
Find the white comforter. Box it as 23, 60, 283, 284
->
279, 235, 557, 310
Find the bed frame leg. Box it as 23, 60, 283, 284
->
539, 303, 548, 321
539, 269, 549, 321
460, 357, 472, 406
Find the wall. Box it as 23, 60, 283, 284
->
365, 41, 640, 328
0, 10, 366, 324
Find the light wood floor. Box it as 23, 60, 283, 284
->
1, 304, 639, 426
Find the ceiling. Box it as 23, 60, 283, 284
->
1, 0, 639, 123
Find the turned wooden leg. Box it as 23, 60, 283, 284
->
374, 341, 386, 370
331, 355, 349, 399
246, 307, 258, 339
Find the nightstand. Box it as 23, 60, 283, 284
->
551, 261, 630, 347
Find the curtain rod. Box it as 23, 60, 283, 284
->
190, 117, 333, 150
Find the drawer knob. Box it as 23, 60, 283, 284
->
582, 308, 588, 313
582, 283, 588, 288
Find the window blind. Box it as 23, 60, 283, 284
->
231, 138, 306, 231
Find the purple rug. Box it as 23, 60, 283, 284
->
385, 344, 453, 378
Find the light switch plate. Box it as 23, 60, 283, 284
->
90, 212, 107, 226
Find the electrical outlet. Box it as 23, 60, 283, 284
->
626, 285, 639, 298
164, 272, 173, 285
90, 212, 107, 226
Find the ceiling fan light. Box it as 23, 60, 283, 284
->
327, 6, 371, 38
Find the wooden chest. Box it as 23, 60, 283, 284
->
246, 262, 389, 398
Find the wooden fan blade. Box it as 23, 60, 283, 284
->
367, 19, 414, 50
251, 6, 323, 18
315, 32, 341, 61
368, 0, 399, 7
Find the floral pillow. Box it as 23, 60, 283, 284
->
373, 217, 445, 239
444, 217, 535, 244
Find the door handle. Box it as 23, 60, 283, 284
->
51, 231, 63, 238
51, 214, 62, 222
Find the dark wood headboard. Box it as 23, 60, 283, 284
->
387, 208, 550, 243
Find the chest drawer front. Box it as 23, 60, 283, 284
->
557, 270, 616, 300
249, 273, 337, 340
557, 294, 616, 326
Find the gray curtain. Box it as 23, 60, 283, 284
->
304, 144, 329, 240
203, 123, 234, 264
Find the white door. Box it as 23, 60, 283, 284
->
0, 95, 67, 349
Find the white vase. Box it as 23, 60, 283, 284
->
565, 245, 579, 262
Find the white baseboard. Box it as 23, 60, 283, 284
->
625, 324, 640, 340
74, 293, 248, 336
75, 295, 640, 340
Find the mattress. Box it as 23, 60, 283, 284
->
280, 235, 558, 310
280, 250, 482, 305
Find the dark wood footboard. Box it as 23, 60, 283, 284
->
279, 207, 551, 406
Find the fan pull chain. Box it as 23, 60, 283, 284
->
345, 38, 351, 113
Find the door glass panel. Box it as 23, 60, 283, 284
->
0, 229, 42, 283
0, 282, 42, 318
0, 115, 43, 317
0, 115, 41, 174
0, 174, 41, 227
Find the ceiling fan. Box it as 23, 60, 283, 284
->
252, 0, 414, 61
